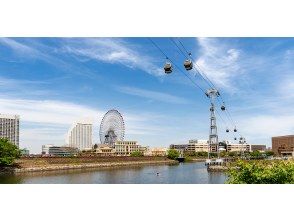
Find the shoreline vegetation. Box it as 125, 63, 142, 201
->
0, 156, 178, 174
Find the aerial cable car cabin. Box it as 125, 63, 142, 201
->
164, 61, 173, 74
183, 59, 193, 70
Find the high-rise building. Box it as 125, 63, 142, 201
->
0, 114, 20, 147
67, 118, 93, 150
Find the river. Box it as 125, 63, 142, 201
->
0, 162, 227, 184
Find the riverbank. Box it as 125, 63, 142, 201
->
0, 156, 178, 174
207, 165, 229, 172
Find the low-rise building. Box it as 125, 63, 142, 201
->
114, 141, 143, 156
95, 144, 116, 156
170, 139, 251, 153
226, 142, 250, 152
251, 144, 267, 152
272, 135, 294, 156
42, 144, 78, 156
148, 147, 167, 156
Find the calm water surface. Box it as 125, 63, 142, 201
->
0, 162, 227, 184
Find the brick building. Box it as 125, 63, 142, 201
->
272, 135, 294, 156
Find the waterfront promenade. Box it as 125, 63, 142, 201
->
0, 156, 177, 173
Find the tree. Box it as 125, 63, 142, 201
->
130, 151, 143, 157
0, 138, 21, 166
265, 151, 274, 157
250, 150, 262, 158
167, 149, 180, 160
93, 144, 98, 150
226, 160, 294, 184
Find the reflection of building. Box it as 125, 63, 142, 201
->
42, 144, 78, 156
251, 144, 267, 152
114, 141, 145, 156
272, 135, 294, 156
67, 118, 93, 151
0, 114, 20, 147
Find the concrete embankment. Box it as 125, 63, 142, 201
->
207, 165, 229, 172
0, 156, 178, 174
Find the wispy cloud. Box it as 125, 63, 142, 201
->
0, 38, 99, 79
195, 38, 243, 91
0, 98, 104, 125
61, 38, 163, 77
117, 86, 190, 104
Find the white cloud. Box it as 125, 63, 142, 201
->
62, 38, 163, 76
117, 86, 190, 104
0, 98, 104, 125
0, 38, 38, 55
195, 38, 242, 90
238, 114, 294, 141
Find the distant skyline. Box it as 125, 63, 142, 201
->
0, 37, 294, 153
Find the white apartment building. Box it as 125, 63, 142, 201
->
0, 114, 20, 147
67, 118, 93, 150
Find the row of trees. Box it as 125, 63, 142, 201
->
0, 138, 21, 166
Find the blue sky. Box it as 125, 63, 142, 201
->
0, 37, 294, 153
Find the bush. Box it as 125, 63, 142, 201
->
226, 160, 294, 184
167, 149, 180, 160
250, 150, 262, 158
0, 138, 21, 166
130, 151, 143, 157
265, 151, 274, 157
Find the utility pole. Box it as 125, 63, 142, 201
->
206, 88, 220, 159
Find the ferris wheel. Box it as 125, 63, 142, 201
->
99, 109, 125, 146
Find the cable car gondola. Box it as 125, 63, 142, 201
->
183, 59, 193, 71
234, 127, 237, 132
226, 128, 229, 133
234, 137, 237, 140
164, 61, 173, 74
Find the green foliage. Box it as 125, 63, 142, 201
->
184, 156, 192, 162
265, 151, 274, 157
130, 151, 143, 157
210, 152, 218, 158
167, 149, 180, 160
184, 151, 208, 158
226, 160, 294, 184
0, 138, 21, 166
250, 150, 262, 158
228, 151, 238, 157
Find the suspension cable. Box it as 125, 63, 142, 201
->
177, 37, 243, 138
148, 38, 206, 94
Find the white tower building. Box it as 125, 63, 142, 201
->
0, 114, 20, 147
67, 118, 93, 150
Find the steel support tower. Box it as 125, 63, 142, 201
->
206, 88, 220, 159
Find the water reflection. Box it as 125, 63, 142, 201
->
0, 162, 227, 184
